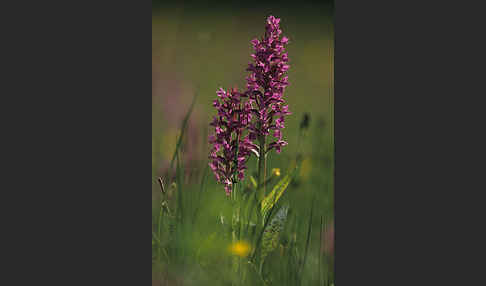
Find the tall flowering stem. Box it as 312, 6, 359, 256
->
246, 15, 291, 194
208, 88, 255, 196
209, 15, 290, 198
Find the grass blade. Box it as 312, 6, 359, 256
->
192, 162, 208, 225
167, 92, 198, 176
299, 199, 314, 285
175, 150, 183, 224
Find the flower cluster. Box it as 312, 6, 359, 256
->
208, 88, 257, 195
246, 15, 291, 153
209, 15, 291, 195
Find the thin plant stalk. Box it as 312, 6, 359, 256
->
257, 134, 267, 200
299, 198, 314, 285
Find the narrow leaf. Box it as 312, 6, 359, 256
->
250, 175, 258, 189
261, 174, 291, 219
168, 92, 197, 174
260, 205, 289, 264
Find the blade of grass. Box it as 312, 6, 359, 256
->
244, 192, 259, 239
152, 231, 161, 245
192, 162, 208, 225
157, 199, 164, 261
247, 261, 268, 286
167, 92, 198, 176
299, 198, 314, 286
176, 149, 184, 225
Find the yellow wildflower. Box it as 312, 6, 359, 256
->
299, 157, 312, 180
228, 241, 251, 257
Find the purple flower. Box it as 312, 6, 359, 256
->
245, 15, 291, 153
268, 140, 288, 154
209, 15, 291, 195
208, 87, 254, 196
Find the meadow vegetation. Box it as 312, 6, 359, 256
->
152, 7, 333, 286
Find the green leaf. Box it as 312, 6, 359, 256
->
261, 174, 291, 219
250, 175, 258, 189
260, 205, 289, 264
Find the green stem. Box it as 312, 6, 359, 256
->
257, 135, 267, 199
157, 204, 163, 261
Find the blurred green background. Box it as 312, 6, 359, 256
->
152, 1, 334, 285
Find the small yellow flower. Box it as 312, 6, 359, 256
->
299, 158, 312, 180
272, 168, 281, 177
229, 241, 251, 257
